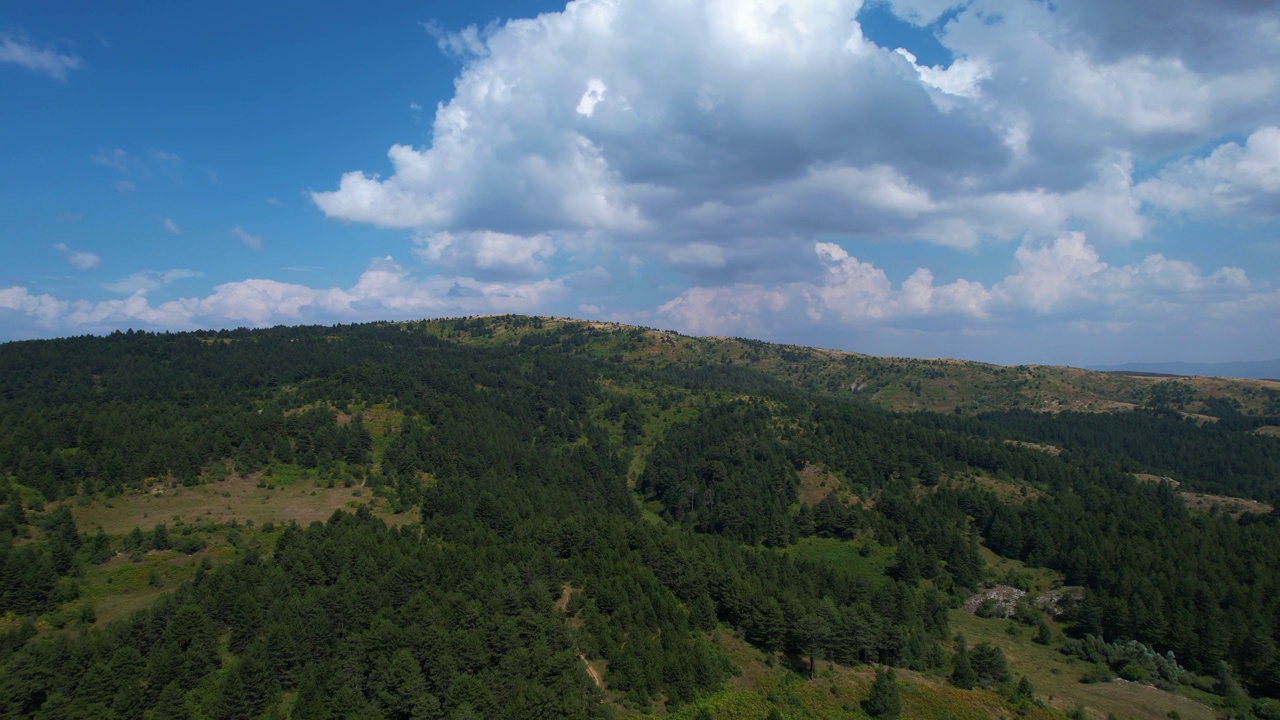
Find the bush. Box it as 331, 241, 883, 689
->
174, 534, 206, 555
975, 597, 1002, 618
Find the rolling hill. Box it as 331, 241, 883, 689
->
1, 316, 1277, 720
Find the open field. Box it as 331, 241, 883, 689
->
643, 629, 1061, 720
949, 611, 1216, 720
66, 472, 415, 536
1180, 491, 1273, 518
786, 536, 895, 583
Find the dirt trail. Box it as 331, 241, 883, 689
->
579, 655, 603, 688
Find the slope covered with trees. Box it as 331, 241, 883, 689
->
0, 317, 1277, 719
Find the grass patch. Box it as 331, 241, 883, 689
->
978, 545, 1063, 594
640, 630, 1060, 720
69, 474, 413, 537
787, 536, 894, 583
949, 610, 1216, 720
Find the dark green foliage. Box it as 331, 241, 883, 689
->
1062, 635, 1182, 687
0, 317, 1278, 715
1014, 675, 1034, 701
863, 667, 901, 720
970, 642, 1010, 686
1034, 621, 1052, 645
950, 646, 977, 690
980, 408, 1280, 504
639, 400, 798, 545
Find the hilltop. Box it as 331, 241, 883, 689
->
416, 315, 1280, 417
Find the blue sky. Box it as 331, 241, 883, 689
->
3, 0, 1280, 365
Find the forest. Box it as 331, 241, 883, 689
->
0, 316, 1278, 719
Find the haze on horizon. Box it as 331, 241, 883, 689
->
3, 0, 1279, 367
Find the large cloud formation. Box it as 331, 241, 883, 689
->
6, 0, 1280, 361
313, 0, 1276, 264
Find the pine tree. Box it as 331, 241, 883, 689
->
1034, 621, 1052, 645
864, 667, 902, 720
951, 647, 977, 690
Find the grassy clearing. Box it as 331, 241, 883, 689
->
643, 630, 1061, 720
786, 536, 895, 583
977, 545, 1063, 594
68, 473, 414, 536
1179, 491, 1273, 518
949, 611, 1215, 720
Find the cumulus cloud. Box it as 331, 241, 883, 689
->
231, 226, 264, 251
0, 34, 82, 80
412, 230, 556, 277
1137, 127, 1280, 220
0, 258, 565, 337
312, 0, 1280, 295
657, 236, 1254, 337
53, 243, 100, 271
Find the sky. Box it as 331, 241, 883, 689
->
3, 0, 1279, 366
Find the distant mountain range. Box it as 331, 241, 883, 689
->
1090, 359, 1280, 380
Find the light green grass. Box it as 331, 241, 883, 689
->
977, 545, 1063, 593
949, 610, 1215, 720
786, 536, 894, 583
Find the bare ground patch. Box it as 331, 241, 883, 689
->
68, 474, 414, 536
1180, 491, 1273, 519
1133, 473, 1180, 488
797, 464, 843, 506
1007, 440, 1062, 455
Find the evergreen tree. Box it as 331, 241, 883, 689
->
863, 667, 902, 720
1034, 621, 1052, 645
951, 647, 977, 690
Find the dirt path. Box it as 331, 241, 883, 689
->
579, 654, 603, 688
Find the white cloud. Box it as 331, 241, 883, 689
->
104, 269, 202, 295
0, 287, 66, 324
266, 197, 284, 206
896, 48, 990, 100
114, 181, 136, 193
0, 34, 82, 80
0, 258, 565, 336
312, 0, 1280, 291
52, 243, 100, 271
575, 78, 607, 117
1137, 126, 1280, 220
657, 237, 1255, 336
412, 230, 556, 277
162, 217, 181, 235
231, 226, 264, 251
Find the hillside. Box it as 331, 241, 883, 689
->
1, 316, 1278, 720
421, 316, 1280, 417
